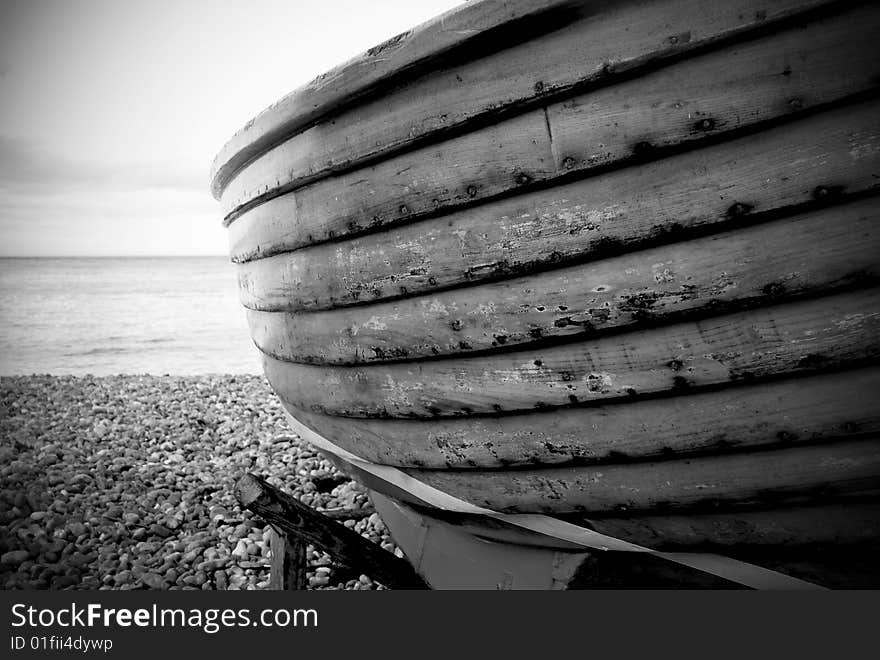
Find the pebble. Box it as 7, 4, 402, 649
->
181, 549, 200, 563
53, 575, 79, 589
230, 539, 248, 559
308, 575, 329, 588
0, 375, 401, 591
214, 570, 227, 590
1, 550, 30, 565
67, 522, 86, 537
149, 523, 173, 538
140, 572, 164, 589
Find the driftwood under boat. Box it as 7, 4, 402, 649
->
211, 0, 880, 587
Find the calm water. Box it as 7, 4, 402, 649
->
0, 257, 262, 375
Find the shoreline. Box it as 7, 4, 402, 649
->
0, 374, 396, 590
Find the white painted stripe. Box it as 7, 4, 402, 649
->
281, 413, 826, 590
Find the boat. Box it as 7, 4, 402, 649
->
211, 0, 880, 588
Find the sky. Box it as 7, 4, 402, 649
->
0, 0, 463, 257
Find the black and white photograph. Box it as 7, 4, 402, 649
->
2, 0, 879, 609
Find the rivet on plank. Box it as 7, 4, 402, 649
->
633, 141, 654, 156
726, 202, 753, 218
813, 185, 843, 201
777, 430, 795, 443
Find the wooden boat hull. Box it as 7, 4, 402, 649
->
212, 0, 880, 587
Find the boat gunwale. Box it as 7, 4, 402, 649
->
210, 0, 851, 220
209, 0, 581, 200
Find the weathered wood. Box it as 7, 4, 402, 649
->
389, 499, 880, 549
222, 90, 554, 222
268, 527, 307, 590
215, 0, 880, 587
218, 0, 844, 219
373, 492, 879, 588
236, 99, 880, 318
227, 3, 880, 255
210, 0, 580, 199
236, 106, 880, 320
234, 473, 428, 589
261, 288, 880, 418
247, 196, 880, 364
581, 500, 880, 547
545, 2, 880, 173
401, 438, 880, 514
275, 366, 880, 468
319, 505, 376, 520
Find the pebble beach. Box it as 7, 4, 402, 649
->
0, 375, 400, 590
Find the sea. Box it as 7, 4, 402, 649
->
0, 257, 263, 376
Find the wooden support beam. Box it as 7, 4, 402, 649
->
268, 528, 307, 590
320, 505, 376, 521
235, 473, 428, 590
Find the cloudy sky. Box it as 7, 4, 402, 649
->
0, 0, 461, 257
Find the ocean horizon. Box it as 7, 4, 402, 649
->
0, 256, 263, 376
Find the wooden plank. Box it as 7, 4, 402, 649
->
400, 438, 880, 514
222, 12, 876, 244
210, 0, 580, 199
247, 196, 880, 364
218, 0, 843, 218
386, 498, 880, 548
227, 106, 556, 230
235, 97, 880, 315
268, 528, 307, 590
261, 288, 880, 418
546, 2, 880, 172
581, 501, 880, 548
231, 11, 880, 271
234, 473, 428, 589
275, 366, 880, 468
226, 2, 879, 246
